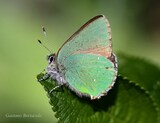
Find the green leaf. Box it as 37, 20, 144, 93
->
37, 74, 158, 122
117, 53, 160, 122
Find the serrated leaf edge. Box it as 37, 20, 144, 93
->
118, 75, 159, 123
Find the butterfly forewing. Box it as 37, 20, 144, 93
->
57, 15, 112, 65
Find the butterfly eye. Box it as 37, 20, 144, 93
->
47, 53, 56, 64
49, 56, 54, 64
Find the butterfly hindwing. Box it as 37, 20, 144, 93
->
63, 53, 116, 98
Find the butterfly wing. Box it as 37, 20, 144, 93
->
57, 15, 117, 99
63, 53, 117, 99
57, 15, 112, 64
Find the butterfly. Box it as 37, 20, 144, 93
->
40, 15, 118, 100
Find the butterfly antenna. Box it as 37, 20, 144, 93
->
38, 26, 53, 53
38, 39, 52, 54
42, 26, 50, 43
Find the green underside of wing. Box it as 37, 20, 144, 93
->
58, 17, 110, 64
63, 53, 116, 97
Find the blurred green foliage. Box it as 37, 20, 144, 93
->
0, 0, 160, 123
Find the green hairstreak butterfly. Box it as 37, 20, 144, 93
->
41, 15, 118, 100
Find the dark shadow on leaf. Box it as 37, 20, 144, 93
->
71, 76, 119, 112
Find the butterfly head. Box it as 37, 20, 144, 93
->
47, 53, 56, 64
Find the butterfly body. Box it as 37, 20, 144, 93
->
46, 15, 118, 100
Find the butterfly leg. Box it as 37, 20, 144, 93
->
38, 73, 50, 82
49, 84, 63, 94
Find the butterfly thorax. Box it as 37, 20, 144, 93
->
46, 54, 66, 85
